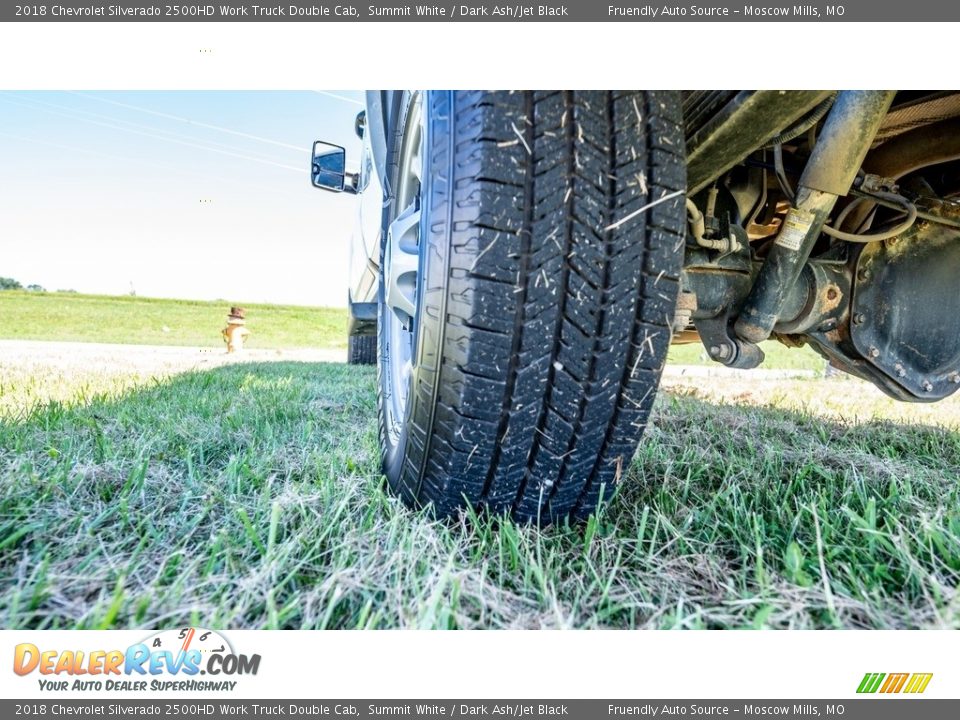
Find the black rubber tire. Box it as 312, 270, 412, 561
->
378, 91, 686, 523
348, 334, 377, 365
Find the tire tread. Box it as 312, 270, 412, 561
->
384, 90, 685, 523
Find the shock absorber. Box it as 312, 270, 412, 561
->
734, 90, 896, 345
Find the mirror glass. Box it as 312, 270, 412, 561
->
311, 141, 346, 191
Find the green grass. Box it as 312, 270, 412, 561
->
1, 291, 830, 371
0, 291, 348, 350
1, 359, 957, 629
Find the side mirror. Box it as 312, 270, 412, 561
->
311, 141, 356, 193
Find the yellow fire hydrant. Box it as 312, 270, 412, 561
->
222, 306, 250, 353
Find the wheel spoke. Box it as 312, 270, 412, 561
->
410, 140, 422, 184
384, 202, 420, 321
409, 97, 424, 184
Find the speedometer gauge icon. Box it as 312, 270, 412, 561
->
141, 627, 233, 657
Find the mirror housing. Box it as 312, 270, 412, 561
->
311, 141, 357, 193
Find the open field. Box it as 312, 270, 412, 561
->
1, 341, 957, 629
0, 291, 347, 350
0, 290, 826, 371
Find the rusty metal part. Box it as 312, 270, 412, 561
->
735, 188, 840, 343
859, 173, 899, 194
681, 244, 763, 368
694, 310, 765, 369
772, 332, 807, 349
913, 196, 960, 228
681, 250, 847, 369
672, 291, 698, 333
840, 117, 960, 233
671, 329, 702, 345
747, 199, 791, 241
734, 91, 897, 345
847, 220, 960, 401
681, 237, 754, 318
684, 268, 752, 321
774, 261, 851, 336
686, 90, 834, 195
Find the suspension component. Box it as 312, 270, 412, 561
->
734, 91, 897, 345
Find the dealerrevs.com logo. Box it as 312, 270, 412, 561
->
13, 627, 260, 692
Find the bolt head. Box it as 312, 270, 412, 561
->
922, 381, 934, 392
709, 344, 733, 361
895, 364, 906, 378
952, 374, 960, 385
853, 313, 866, 325
869, 346, 880, 358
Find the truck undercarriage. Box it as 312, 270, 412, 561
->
680, 90, 960, 402
314, 89, 960, 521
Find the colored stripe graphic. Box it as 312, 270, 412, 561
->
857, 673, 885, 693
857, 672, 932, 694
880, 673, 909, 693
904, 673, 934, 694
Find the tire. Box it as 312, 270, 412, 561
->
378, 91, 686, 523
348, 334, 377, 365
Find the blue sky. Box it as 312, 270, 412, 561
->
0, 91, 365, 306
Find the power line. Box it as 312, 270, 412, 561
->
0, 91, 303, 163
313, 90, 365, 106
0, 130, 299, 199
68, 91, 312, 152
0, 96, 304, 173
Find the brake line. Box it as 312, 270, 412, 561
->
821, 191, 917, 243
773, 152, 919, 243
